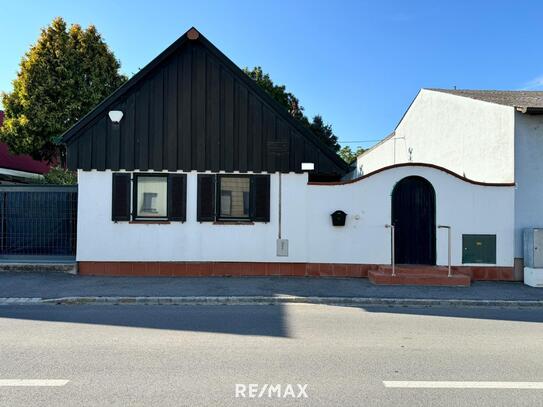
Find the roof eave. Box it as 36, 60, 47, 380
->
516, 106, 543, 115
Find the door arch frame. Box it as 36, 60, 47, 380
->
391, 175, 436, 265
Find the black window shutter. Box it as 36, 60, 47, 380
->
168, 174, 187, 222
112, 173, 131, 221
251, 175, 270, 222
197, 174, 216, 222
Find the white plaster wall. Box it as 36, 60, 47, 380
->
77, 170, 308, 262
356, 89, 515, 183
306, 166, 514, 266
77, 166, 514, 266
514, 112, 543, 257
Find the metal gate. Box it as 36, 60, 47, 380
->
0, 185, 77, 259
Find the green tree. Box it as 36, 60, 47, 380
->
339, 145, 365, 164
244, 66, 341, 152
309, 115, 339, 152
0, 17, 127, 162
32, 166, 77, 185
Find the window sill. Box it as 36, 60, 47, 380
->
213, 221, 254, 225
129, 220, 171, 224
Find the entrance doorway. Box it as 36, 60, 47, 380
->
391, 176, 436, 265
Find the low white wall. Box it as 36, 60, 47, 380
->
77, 166, 515, 267
306, 166, 514, 266
356, 89, 515, 183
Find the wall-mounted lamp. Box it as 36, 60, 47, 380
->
108, 110, 124, 124
301, 162, 314, 171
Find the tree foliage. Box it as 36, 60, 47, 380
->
244, 66, 341, 153
32, 166, 77, 185
309, 115, 339, 153
0, 17, 127, 162
338, 145, 365, 164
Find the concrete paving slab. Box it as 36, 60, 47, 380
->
0, 272, 541, 302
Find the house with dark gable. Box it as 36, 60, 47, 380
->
62, 28, 517, 285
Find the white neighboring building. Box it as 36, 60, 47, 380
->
356, 88, 543, 276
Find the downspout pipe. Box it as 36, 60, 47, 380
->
278, 172, 282, 239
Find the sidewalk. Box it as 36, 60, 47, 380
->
0, 272, 542, 307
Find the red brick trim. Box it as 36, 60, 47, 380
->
451, 265, 515, 281
78, 262, 374, 278
77, 262, 515, 281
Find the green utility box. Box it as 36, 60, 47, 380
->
462, 234, 496, 264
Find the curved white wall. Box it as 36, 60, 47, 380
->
77, 166, 514, 267
306, 166, 514, 266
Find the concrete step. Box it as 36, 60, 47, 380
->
368, 269, 471, 287
377, 264, 449, 274
0, 262, 77, 275
377, 264, 472, 278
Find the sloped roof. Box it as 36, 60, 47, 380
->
0, 143, 51, 174
428, 88, 543, 109
0, 111, 51, 174
61, 27, 349, 174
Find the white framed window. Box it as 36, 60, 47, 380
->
134, 174, 168, 219
218, 175, 251, 220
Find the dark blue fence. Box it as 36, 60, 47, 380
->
0, 185, 77, 258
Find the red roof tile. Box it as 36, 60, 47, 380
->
0, 111, 51, 174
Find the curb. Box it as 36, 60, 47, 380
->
0, 263, 77, 275
0, 296, 543, 308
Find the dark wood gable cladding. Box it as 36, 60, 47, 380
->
63, 28, 348, 176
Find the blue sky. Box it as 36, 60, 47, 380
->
1, 0, 543, 149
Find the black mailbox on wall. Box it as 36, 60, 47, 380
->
331, 210, 347, 226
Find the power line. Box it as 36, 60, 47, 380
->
340, 139, 382, 143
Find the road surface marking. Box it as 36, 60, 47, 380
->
0, 380, 69, 387
383, 381, 543, 389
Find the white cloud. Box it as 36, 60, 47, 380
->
521, 75, 543, 90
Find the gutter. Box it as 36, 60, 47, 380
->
516, 106, 543, 115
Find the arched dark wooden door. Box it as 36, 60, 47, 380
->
391, 176, 436, 265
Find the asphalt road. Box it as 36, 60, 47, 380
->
1, 304, 543, 406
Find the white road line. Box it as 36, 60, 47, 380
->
0, 380, 69, 387
383, 381, 543, 389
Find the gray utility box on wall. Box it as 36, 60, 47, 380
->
276, 239, 289, 257
524, 228, 543, 268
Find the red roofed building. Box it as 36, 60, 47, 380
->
0, 110, 51, 184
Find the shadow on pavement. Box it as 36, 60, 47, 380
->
0, 304, 291, 338
357, 305, 543, 323
1, 273, 543, 334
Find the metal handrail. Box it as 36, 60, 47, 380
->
385, 224, 395, 276
438, 225, 452, 277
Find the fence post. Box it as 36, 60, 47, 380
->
438, 225, 452, 277
385, 224, 395, 277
